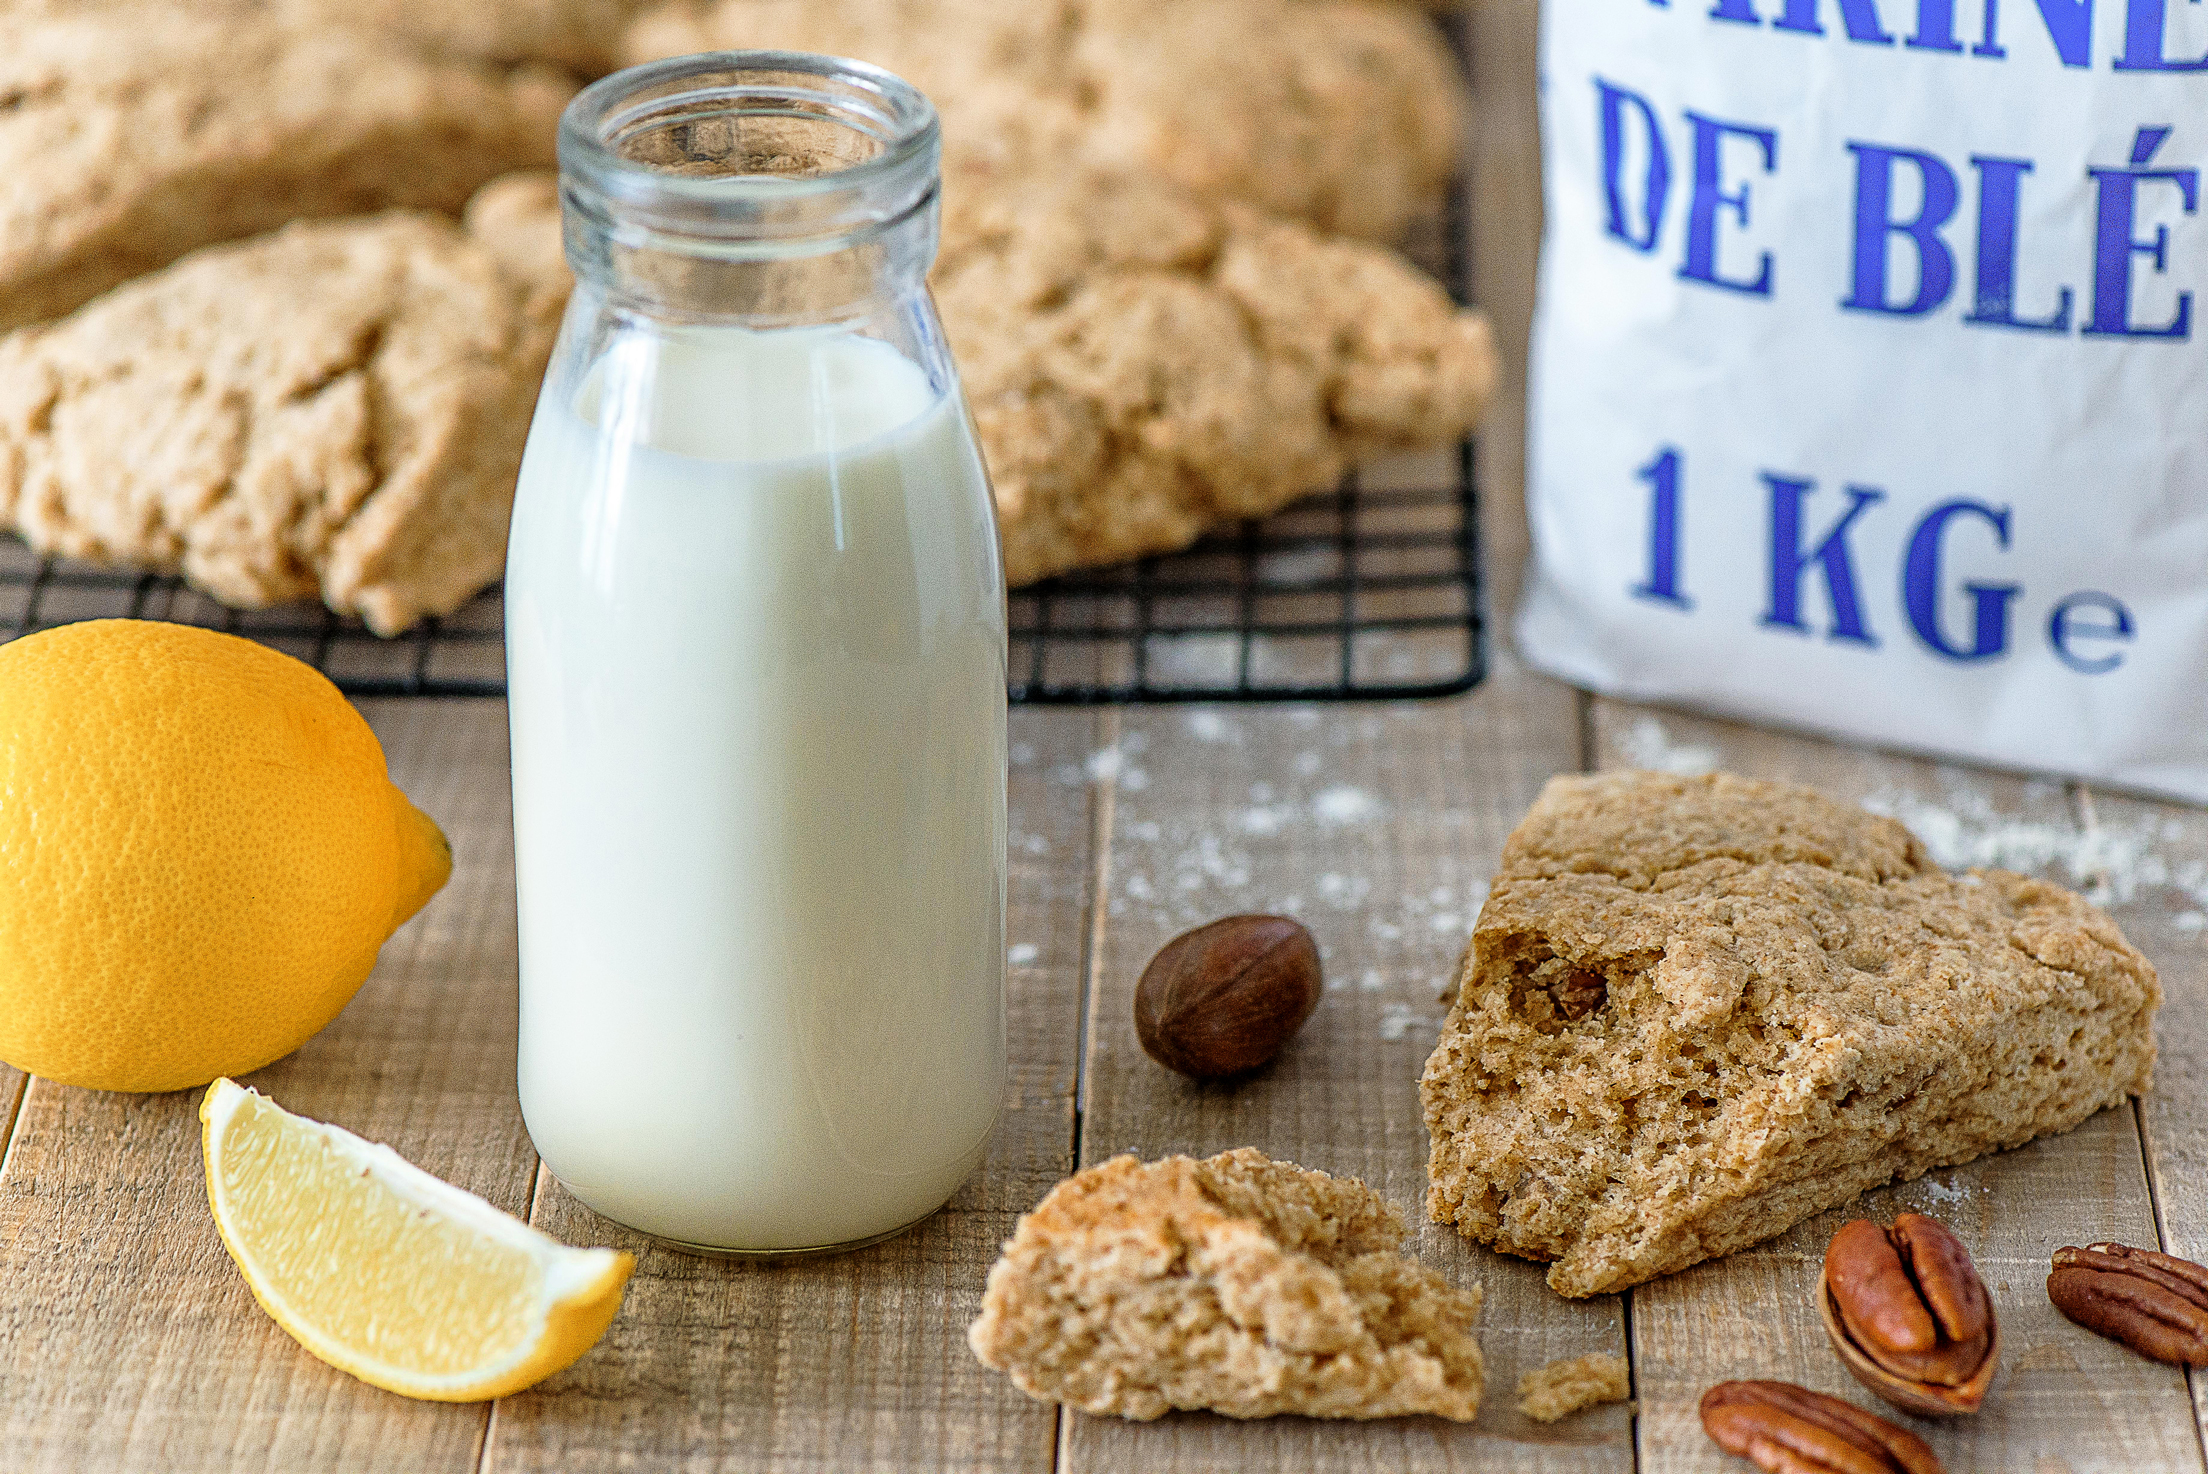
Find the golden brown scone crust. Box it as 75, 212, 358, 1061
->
273, 163, 1493, 596
273, 0, 649, 71
1518, 1352, 1631, 1423
0, 11, 571, 331
936, 169, 1495, 586
0, 200, 563, 634
1421, 771, 2162, 1299
0, 129, 1489, 623
3, 0, 649, 71
619, 0, 1465, 241
968, 1148, 1485, 1421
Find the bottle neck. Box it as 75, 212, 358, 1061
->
557, 52, 942, 327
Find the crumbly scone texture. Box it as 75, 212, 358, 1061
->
1421, 770, 2162, 1299
967, 1148, 1485, 1421
1518, 1352, 1631, 1423
619, 0, 1465, 240
0, 193, 565, 634
0, 11, 571, 330
933, 168, 1495, 585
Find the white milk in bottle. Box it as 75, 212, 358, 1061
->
506, 54, 1007, 1254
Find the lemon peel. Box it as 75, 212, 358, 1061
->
202, 1078, 632, 1401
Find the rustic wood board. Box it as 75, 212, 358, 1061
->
1057, 650, 1635, 1474
0, 699, 527, 1473
1591, 702, 2207, 1474
2072, 783, 2208, 1447
482, 709, 1101, 1474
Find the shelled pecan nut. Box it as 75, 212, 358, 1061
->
1699, 1381, 1944, 1474
2048, 1242, 2208, 1366
1820, 1214, 1996, 1415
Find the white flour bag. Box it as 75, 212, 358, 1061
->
1518, 0, 2208, 802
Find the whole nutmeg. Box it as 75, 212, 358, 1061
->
1133, 915, 1321, 1078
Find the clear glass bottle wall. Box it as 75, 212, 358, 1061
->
505, 52, 1008, 1255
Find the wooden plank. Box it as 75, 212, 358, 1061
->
0, 1067, 23, 1168
1058, 649, 1629, 1473
1593, 703, 2204, 1474
2069, 782, 2208, 1448
484, 707, 1100, 1474
0, 697, 533, 1473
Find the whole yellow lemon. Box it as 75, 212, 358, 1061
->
0, 619, 451, 1092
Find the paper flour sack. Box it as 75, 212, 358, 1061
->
1519, 0, 2208, 802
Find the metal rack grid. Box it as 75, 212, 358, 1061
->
0, 539, 507, 698
0, 35, 1483, 705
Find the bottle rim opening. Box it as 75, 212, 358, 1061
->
559, 51, 941, 252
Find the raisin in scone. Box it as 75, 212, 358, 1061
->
619, 0, 1465, 241
968, 1149, 1484, 1421
0, 181, 565, 634
0, 11, 571, 330
1421, 771, 2161, 1299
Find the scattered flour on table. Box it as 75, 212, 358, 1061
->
1379, 1003, 1442, 1041
1861, 787, 2208, 911
1605, 719, 2207, 918
1184, 710, 1237, 743
1314, 786, 1383, 825
1082, 744, 1149, 791
1317, 871, 1373, 909
1616, 716, 1718, 776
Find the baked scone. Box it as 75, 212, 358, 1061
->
0, 162, 1484, 624
935, 168, 1495, 585
0, 0, 648, 71
0, 11, 571, 330
0, 183, 565, 634
1421, 771, 2162, 1299
274, 0, 649, 72
619, 0, 1465, 241
1518, 1352, 1631, 1423
968, 1149, 1485, 1421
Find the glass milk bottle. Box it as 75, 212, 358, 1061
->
506, 52, 1006, 1255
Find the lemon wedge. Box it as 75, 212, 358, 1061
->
201, 1078, 633, 1401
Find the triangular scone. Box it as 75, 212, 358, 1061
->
932, 167, 1495, 587
0, 11, 570, 331
1422, 771, 2162, 1299
968, 1148, 1484, 1421
0, 178, 566, 635
619, 0, 1464, 242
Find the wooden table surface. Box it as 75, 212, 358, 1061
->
5, 6, 2207, 1470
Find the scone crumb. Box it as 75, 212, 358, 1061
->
1518, 1352, 1630, 1423
967, 1148, 1485, 1421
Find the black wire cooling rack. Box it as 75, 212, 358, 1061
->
0, 31, 1483, 705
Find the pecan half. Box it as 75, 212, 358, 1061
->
1699, 1381, 1944, 1474
2048, 1242, 2208, 1367
1820, 1215, 1996, 1415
